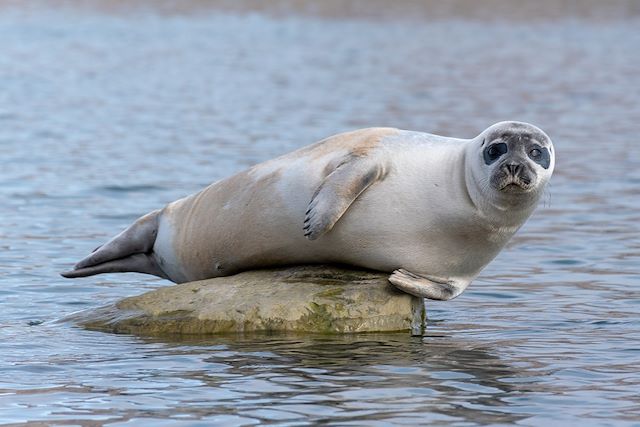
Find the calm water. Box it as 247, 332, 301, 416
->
1, 2, 640, 425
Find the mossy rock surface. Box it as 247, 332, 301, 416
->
67, 265, 426, 336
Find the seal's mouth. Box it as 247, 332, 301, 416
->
498, 176, 533, 192
490, 162, 537, 194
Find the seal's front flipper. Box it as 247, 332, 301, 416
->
304, 156, 387, 240
389, 269, 468, 300
61, 210, 164, 279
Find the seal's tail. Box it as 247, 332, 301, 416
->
61, 210, 168, 280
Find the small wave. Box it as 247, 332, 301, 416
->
98, 184, 166, 193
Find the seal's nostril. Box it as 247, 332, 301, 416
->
505, 164, 521, 175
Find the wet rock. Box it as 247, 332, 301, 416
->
67, 266, 426, 336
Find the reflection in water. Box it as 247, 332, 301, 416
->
3, 327, 531, 425
1, 1, 639, 425
171, 334, 526, 425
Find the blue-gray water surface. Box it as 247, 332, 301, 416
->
1, 2, 639, 425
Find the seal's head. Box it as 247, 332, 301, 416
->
468, 121, 555, 211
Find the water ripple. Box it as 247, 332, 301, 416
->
0, 2, 639, 426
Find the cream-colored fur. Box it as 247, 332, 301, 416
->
64, 123, 554, 301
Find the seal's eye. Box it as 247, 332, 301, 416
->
528, 145, 551, 169
483, 142, 507, 165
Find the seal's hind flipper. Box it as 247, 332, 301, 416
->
304, 155, 387, 240
61, 210, 163, 278
61, 253, 168, 279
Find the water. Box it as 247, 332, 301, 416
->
1, 2, 640, 425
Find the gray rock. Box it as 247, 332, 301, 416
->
66, 266, 426, 336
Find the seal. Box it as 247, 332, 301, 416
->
62, 121, 555, 300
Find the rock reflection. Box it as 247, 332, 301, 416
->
129, 333, 530, 424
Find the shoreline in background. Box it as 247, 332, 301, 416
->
3, 0, 640, 21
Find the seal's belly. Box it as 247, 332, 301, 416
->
322, 222, 505, 282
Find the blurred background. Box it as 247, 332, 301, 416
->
1, 1, 639, 425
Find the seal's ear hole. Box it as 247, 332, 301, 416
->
483, 142, 507, 165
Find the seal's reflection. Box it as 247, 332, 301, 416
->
139, 333, 532, 424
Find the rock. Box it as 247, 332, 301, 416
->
67, 266, 426, 335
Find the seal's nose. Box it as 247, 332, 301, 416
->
505, 163, 521, 176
